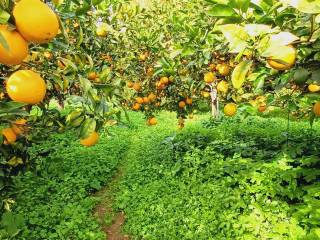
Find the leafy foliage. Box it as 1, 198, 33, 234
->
0, 125, 131, 239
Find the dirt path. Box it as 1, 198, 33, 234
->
93, 167, 130, 240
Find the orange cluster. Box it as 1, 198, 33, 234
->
156, 77, 171, 90
2, 119, 28, 145
132, 93, 157, 111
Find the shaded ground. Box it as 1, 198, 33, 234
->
93, 167, 129, 240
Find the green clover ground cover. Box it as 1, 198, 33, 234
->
1, 124, 132, 240
1, 111, 320, 239
115, 113, 320, 240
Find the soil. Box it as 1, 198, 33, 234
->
93, 169, 130, 240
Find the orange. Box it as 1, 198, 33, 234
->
132, 82, 141, 92
43, 51, 52, 59
202, 91, 210, 98
160, 77, 169, 85
96, 27, 107, 37
0, 25, 28, 66
217, 81, 228, 93
14, 119, 27, 125
204, 72, 215, 83
156, 81, 166, 90
80, 131, 99, 147
6, 70, 47, 104
217, 63, 230, 76
11, 119, 27, 135
148, 93, 157, 102
308, 84, 320, 93
267, 45, 296, 71
178, 101, 186, 108
139, 53, 147, 61
2, 128, 17, 145
209, 63, 216, 71
127, 81, 134, 88
136, 97, 144, 104
186, 97, 193, 105
12, 125, 23, 135
224, 103, 237, 117
13, 0, 59, 43
147, 117, 157, 126
132, 103, 141, 111
143, 97, 150, 104
146, 67, 154, 76
258, 104, 267, 112
313, 102, 320, 116
88, 72, 98, 80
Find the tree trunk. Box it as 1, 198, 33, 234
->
210, 84, 219, 119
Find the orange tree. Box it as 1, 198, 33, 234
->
90, 0, 320, 127
1, 0, 320, 216
0, 0, 129, 207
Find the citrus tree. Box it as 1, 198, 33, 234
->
0, 0, 130, 210
1, 0, 320, 224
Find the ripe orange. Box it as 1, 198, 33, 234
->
88, 72, 98, 80
2, 128, 17, 145
308, 84, 320, 92
0, 25, 28, 66
14, 119, 27, 125
147, 117, 157, 126
136, 97, 144, 104
139, 54, 147, 61
96, 26, 107, 37
202, 91, 210, 98
148, 93, 157, 102
217, 81, 228, 93
186, 97, 193, 105
143, 97, 150, 104
80, 131, 99, 147
156, 81, 166, 90
146, 67, 154, 76
209, 63, 216, 71
132, 82, 141, 92
43, 51, 52, 59
127, 81, 134, 88
6, 70, 47, 104
132, 103, 141, 111
13, 0, 59, 43
160, 77, 169, 85
178, 101, 186, 108
217, 63, 230, 76
313, 102, 320, 116
11, 119, 27, 135
224, 103, 237, 117
258, 104, 267, 112
267, 45, 296, 71
204, 72, 215, 83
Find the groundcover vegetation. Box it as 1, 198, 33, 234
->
1, 112, 319, 239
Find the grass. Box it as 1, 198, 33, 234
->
2, 111, 320, 239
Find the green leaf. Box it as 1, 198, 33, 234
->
0, 9, 10, 24
232, 60, 253, 89
230, 0, 250, 12
79, 118, 96, 139
279, 0, 320, 13
0, 102, 27, 116
0, 32, 9, 51
218, 24, 249, 53
207, 4, 237, 17
293, 68, 310, 85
